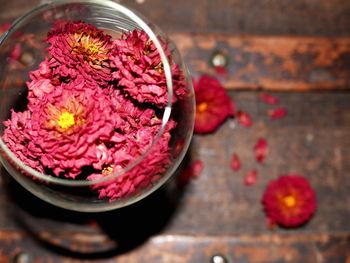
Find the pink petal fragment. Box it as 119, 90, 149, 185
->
230, 153, 241, 171
268, 107, 288, 120
254, 138, 268, 163
237, 111, 252, 128
244, 169, 258, 186
260, 93, 279, 105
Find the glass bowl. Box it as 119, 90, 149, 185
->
0, 0, 194, 212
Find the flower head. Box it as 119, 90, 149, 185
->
262, 175, 317, 228
193, 75, 235, 134
47, 21, 112, 86
24, 83, 125, 178
109, 29, 186, 108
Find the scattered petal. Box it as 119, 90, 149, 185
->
260, 93, 279, 105
230, 153, 241, 171
236, 110, 252, 128
244, 169, 258, 186
262, 174, 317, 228
177, 160, 204, 186
194, 75, 235, 134
214, 65, 228, 77
254, 138, 268, 163
268, 107, 288, 120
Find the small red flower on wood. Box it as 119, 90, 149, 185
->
262, 174, 317, 228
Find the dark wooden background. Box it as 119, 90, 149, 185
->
0, 0, 349, 262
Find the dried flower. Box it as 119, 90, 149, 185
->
230, 153, 241, 171
262, 175, 317, 228
193, 75, 235, 134
244, 169, 258, 186
260, 93, 279, 105
109, 29, 186, 108
47, 20, 113, 86
236, 110, 252, 128
254, 138, 268, 163
268, 107, 288, 120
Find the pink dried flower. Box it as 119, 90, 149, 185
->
193, 75, 235, 134
2, 110, 45, 172
260, 93, 279, 105
254, 138, 268, 163
268, 107, 288, 120
109, 29, 186, 108
47, 20, 113, 86
230, 153, 241, 171
22, 83, 125, 178
88, 120, 176, 201
236, 111, 252, 128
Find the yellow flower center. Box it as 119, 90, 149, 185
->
283, 195, 297, 208
86, 43, 100, 56
197, 102, 208, 113
57, 111, 75, 130
71, 33, 109, 68
102, 166, 113, 175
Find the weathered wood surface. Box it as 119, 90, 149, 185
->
0, 0, 350, 91
1, 0, 350, 262
2, 0, 350, 36
174, 34, 350, 91
1, 92, 350, 262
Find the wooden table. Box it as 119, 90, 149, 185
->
0, 1, 349, 262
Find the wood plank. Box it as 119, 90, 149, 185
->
0, 231, 349, 262
172, 34, 350, 91
3, 33, 350, 92
1, 0, 350, 36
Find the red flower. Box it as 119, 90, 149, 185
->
47, 20, 113, 87
194, 75, 235, 134
230, 153, 241, 171
109, 29, 187, 108
177, 160, 204, 186
236, 111, 252, 128
254, 138, 268, 163
260, 93, 279, 105
244, 169, 258, 186
268, 107, 288, 120
262, 175, 317, 228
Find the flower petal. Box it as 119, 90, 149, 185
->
230, 153, 241, 171
254, 138, 268, 163
268, 107, 288, 120
237, 111, 252, 128
244, 169, 258, 186
260, 93, 279, 105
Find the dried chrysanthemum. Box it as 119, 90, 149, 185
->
47, 20, 112, 86
193, 75, 235, 134
22, 83, 125, 178
109, 29, 186, 108
262, 175, 317, 228
87, 120, 176, 201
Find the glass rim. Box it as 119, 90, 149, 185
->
0, 0, 174, 186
